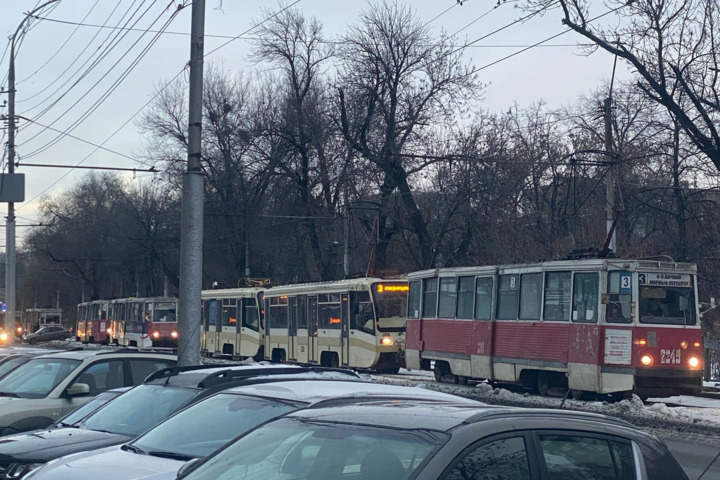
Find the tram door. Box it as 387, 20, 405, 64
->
341, 293, 350, 366
288, 298, 298, 361
308, 296, 318, 363
204, 299, 219, 354
290, 296, 309, 363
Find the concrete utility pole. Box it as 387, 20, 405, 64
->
604, 96, 616, 254
177, 0, 205, 366
4, 0, 59, 344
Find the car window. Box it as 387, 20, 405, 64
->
0, 358, 80, 398
129, 359, 175, 384
57, 389, 126, 426
132, 394, 305, 458
538, 434, 635, 480
441, 436, 531, 480
74, 360, 124, 395
82, 385, 199, 436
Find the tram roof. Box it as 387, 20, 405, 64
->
407, 258, 698, 280
263, 277, 407, 296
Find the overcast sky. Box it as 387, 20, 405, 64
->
0, 0, 630, 245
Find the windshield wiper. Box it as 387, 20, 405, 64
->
0, 392, 19, 397
121, 444, 146, 455
146, 450, 195, 461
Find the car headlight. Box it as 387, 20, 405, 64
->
6, 462, 44, 479
0, 332, 8, 341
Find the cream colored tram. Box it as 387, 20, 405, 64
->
262, 277, 407, 372
201, 288, 264, 359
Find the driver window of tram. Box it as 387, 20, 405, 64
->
606, 271, 632, 324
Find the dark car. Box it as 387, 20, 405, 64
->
22, 326, 73, 344
0, 363, 361, 479
175, 401, 690, 480
22, 378, 480, 480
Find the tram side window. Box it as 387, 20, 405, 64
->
456, 276, 475, 319
519, 273, 542, 320
242, 298, 259, 331
222, 299, 238, 328
606, 271, 632, 324
352, 291, 375, 333
423, 278, 438, 318
475, 277, 493, 320
497, 274, 520, 320
318, 294, 342, 329
408, 281, 421, 319
544, 272, 571, 321
206, 299, 218, 328
268, 297, 288, 329
438, 278, 457, 318
572, 273, 599, 323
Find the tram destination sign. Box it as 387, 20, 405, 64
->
638, 272, 691, 287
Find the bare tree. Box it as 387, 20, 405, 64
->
336, 0, 483, 270
525, 0, 720, 169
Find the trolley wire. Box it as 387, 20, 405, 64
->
19, 1, 186, 159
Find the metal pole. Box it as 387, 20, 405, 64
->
177, 0, 205, 366
604, 97, 616, 254
4, 0, 60, 343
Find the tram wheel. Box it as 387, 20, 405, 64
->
433, 362, 447, 383
536, 372, 550, 396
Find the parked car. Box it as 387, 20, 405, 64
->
22, 379, 479, 480
171, 400, 690, 480
0, 348, 176, 436
0, 363, 361, 479
22, 326, 73, 344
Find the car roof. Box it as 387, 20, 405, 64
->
282, 401, 634, 432
32, 347, 176, 360
222, 380, 482, 405
143, 363, 361, 388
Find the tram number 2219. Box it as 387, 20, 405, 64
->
660, 349, 681, 364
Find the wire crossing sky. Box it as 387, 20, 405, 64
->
0, 0, 629, 243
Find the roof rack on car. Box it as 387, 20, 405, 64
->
464, 408, 635, 428
144, 363, 360, 387
98, 347, 177, 355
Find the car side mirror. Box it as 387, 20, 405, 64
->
66, 383, 91, 397
176, 458, 202, 478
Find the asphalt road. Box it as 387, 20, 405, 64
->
661, 435, 720, 480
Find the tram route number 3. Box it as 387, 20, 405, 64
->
660, 348, 681, 364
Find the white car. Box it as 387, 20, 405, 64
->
0, 348, 175, 436
24, 379, 479, 480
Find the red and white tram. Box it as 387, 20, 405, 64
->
77, 297, 178, 347
405, 259, 703, 398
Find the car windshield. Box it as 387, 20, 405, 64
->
180, 417, 446, 480
57, 389, 127, 426
82, 384, 199, 436
0, 358, 80, 398
131, 393, 304, 458
0, 356, 30, 379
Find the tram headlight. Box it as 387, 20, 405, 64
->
640, 355, 653, 366
0, 332, 8, 342
171, 331, 178, 338
152, 331, 160, 339
380, 336, 394, 346
106, 328, 113, 335
689, 356, 700, 368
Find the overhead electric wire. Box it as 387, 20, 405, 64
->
16, 0, 85, 86
18, 1, 186, 159
17, 0, 306, 211
21, 0, 159, 118
18, 0, 150, 111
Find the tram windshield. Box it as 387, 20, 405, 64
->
639, 286, 696, 325
371, 282, 408, 333
153, 303, 177, 323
